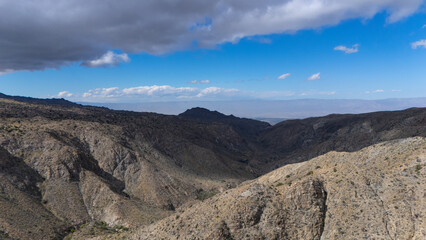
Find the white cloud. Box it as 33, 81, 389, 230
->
54, 85, 341, 102
188, 80, 211, 84
82, 51, 130, 68
422, 24, 426, 28
365, 89, 385, 94
122, 86, 198, 97
196, 87, 239, 98
391, 89, 401, 92
66, 85, 240, 101
411, 39, 426, 49
82, 87, 121, 98
334, 44, 359, 54
0, 69, 16, 76
277, 73, 291, 80
56, 91, 73, 98
306, 72, 321, 81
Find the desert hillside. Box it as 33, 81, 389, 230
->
94, 137, 424, 240
0, 94, 425, 239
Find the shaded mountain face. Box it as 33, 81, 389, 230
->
256, 107, 426, 171
0, 93, 425, 239
179, 107, 270, 138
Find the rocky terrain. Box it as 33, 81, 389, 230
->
87, 137, 426, 240
0, 93, 425, 239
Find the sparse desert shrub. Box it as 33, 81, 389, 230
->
196, 189, 217, 201
415, 164, 422, 173
95, 221, 108, 230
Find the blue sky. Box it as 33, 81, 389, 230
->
0, 1, 425, 102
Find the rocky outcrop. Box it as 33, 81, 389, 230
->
123, 179, 327, 240
123, 137, 425, 240
0, 147, 67, 239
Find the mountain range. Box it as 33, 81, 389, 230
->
0, 93, 424, 239
84, 97, 426, 120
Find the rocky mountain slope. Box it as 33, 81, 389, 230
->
257, 107, 426, 171
95, 137, 425, 240
0, 93, 425, 239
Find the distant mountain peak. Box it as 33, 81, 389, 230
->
179, 107, 231, 120
179, 107, 271, 137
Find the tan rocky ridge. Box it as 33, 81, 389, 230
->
92, 137, 424, 240
0, 94, 425, 239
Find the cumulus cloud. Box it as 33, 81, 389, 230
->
63, 85, 240, 102
196, 87, 239, 98
82, 51, 130, 68
82, 87, 122, 99
307, 72, 321, 81
188, 80, 211, 84
334, 44, 359, 54
0, 0, 423, 72
56, 91, 73, 98
277, 73, 291, 80
411, 39, 426, 49
122, 86, 198, 97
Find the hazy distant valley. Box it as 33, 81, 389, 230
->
85, 98, 426, 120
